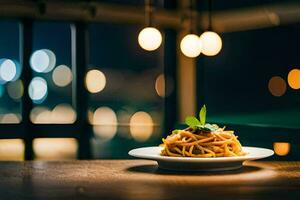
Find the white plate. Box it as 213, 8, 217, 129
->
128, 146, 274, 171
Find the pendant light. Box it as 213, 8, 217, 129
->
138, 0, 162, 51
199, 0, 222, 56
180, 0, 202, 58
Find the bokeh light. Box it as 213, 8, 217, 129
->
28, 77, 48, 103
30, 49, 56, 73
33, 138, 77, 160
273, 142, 290, 156
155, 74, 174, 98
34, 109, 52, 123
155, 74, 165, 97
0, 139, 24, 161
0, 59, 17, 82
138, 27, 162, 51
130, 111, 154, 142
85, 69, 106, 93
180, 34, 202, 58
93, 107, 117, 125
52, 65, 73, 87
0, 113, 21, 124
51, 104, 77, 124
199, 31, 222, 56
30, 106, 51, 123
268, 76, 287, 97
287, 69, 300, 89
30, 104, 76, 124
92, 107, 117, 141
6, 80, 24, 100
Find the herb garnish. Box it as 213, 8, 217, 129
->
185, 105, 217, 132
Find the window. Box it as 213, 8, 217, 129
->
0, 20, 22, 124
88, 23, 165, 158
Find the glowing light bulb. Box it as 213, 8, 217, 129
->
180, 34, 202, 58
199, 31, 222, 56
138, 27, 162, 51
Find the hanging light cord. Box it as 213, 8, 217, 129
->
189, 0, 197, 34
145, 0, 153, 27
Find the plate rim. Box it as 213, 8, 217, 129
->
128, 146, 274, 163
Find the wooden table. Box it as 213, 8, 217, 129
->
0, 160, 299, 200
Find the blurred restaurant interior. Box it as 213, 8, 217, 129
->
0, 0, 299, 161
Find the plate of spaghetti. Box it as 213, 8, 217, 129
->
129, 105, 274, 171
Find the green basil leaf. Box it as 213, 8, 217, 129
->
185, 116, 200, 128
199, 105, 206, 125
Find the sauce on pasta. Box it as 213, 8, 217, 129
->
161, 126, 246, 157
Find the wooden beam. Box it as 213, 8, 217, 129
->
177, 0, 196, 123
0, 1, 299, 32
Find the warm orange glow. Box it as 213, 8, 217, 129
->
85, 69, 106, 93
268, 76, 287, 97
0, 139, 24, 160
33, 138, 77, 160
155, 74, 165, 97
287, 69, 300, 89
130, 111, 153, 142
273, 142, 290, 156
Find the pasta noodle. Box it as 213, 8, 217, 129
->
161, 127, 246, 157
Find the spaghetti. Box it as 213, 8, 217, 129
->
161, 126, 246, 157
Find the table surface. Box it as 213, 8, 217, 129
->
0, 160, 300, 200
